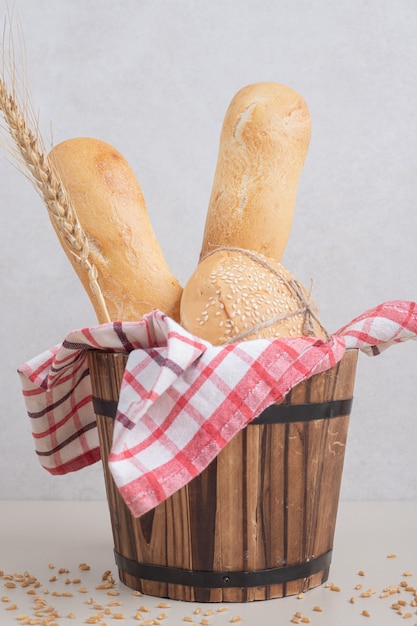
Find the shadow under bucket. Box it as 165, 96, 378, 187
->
88, 348, 358, 602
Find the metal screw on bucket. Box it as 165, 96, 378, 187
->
223, 576, 230, 584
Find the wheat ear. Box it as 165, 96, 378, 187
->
0, 78, 111, 323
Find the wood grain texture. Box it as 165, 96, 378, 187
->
88, 349, 358, 602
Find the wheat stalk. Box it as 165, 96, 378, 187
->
0, 77, 111, 323
0, 8, 110, 322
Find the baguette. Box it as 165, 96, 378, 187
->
180, 249, 327, 345
199, 82, 311, 262
48, 137, 182, 323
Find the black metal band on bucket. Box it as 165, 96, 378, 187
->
114, 549, 332, 589
251, 398, 353, 424
93, 397, 118, 418
92, 397, 353, 424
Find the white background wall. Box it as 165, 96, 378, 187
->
0, 0, 416, 502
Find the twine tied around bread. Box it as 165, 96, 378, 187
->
201, 246, 331, 343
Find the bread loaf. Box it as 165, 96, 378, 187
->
199, 82, 311, 262
180, 249, 327, 345
48, 137, 182, 323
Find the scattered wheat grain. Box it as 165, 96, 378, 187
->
79, 563, 90, 571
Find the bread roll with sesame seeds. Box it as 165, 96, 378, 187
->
48, 137, 183, 323
199, 82, 311, 262
180, 249, 327, 345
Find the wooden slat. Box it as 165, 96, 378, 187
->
88, 348, 358, 602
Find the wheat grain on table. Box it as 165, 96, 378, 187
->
0, 501, 416, 625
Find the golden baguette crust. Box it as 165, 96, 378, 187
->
180, 249, 326, 345
200, 82, 311, 262
48, 137, 182, 323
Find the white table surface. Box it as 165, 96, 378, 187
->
0, 500, 416, 625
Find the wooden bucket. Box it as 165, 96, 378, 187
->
88, 348, 358, 602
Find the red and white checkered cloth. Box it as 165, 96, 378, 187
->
18, 300, 417, 517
